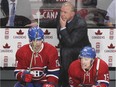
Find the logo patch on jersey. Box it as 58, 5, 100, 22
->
56, 59, 60, 67
29, 67, 46, 80
30, 70, 44, 77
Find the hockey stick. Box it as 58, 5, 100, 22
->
29, 30, 39, 71
25, 31, 39, 87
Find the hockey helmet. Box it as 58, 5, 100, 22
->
28, 26, 44, 41
79, 46, 96, 59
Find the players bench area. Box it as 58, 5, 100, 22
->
0, 67, 116, 87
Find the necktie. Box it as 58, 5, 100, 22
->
9, 3, 15, 26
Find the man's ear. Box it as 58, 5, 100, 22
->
71, 11, 75, 17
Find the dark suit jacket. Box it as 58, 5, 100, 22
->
40, 13, 91, 68
57, 14, 91, 48
57, 14, 91, 86
0, 16, 31, 27
57, 14, 91, 63
0, 0, 31, 27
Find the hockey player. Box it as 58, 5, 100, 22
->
14, 26, 60, 87
68, 46, 110, 87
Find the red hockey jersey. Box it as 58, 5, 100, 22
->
68, 58, 109, 87
14, 42, 60, 85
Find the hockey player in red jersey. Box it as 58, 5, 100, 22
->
14, 26, 60, 87
68, 46, 110, 87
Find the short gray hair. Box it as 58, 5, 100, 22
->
61, 2, 75, 12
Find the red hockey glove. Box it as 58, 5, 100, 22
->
43, 83, 55, 87
22, 70, 33, 83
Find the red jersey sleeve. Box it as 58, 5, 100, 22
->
14, 44, 30, 81
46, 43, 60, 85
16, 48, 28, 69
68, 60, 81, 87
97, 59, 110, 87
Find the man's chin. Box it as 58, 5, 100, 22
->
82, 67, 89, 71
85, 68, 89, 71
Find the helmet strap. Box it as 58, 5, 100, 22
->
90, 59, 94, 66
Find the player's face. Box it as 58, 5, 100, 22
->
60, 5, 74, 21
81, 58, 92, 70
31, 40, 43, 51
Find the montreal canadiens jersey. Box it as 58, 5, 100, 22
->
14, 42, 60, 85
68, 58, 109, 87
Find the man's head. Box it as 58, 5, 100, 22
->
60, 2, 75, 22
79, 46, 96, 71
28, 26, 44, 51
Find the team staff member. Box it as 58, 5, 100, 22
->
0, 0, 32, 27
14, 26, 60, 87
68, 46, 110, 87
57, 2, 91, 87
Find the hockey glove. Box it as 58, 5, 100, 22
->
22, 70, 33, 83
43, 83, 55, 87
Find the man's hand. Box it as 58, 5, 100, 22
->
22, 70, 33, 83
60, 16, 67, 28
43, 83, 55, 87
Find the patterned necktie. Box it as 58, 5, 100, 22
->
9, 3, 15, 26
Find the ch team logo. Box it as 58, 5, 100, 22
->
30, 70, 44, 77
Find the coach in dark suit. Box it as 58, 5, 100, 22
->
0, 0, 32, 27
56, 2, 91, 87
